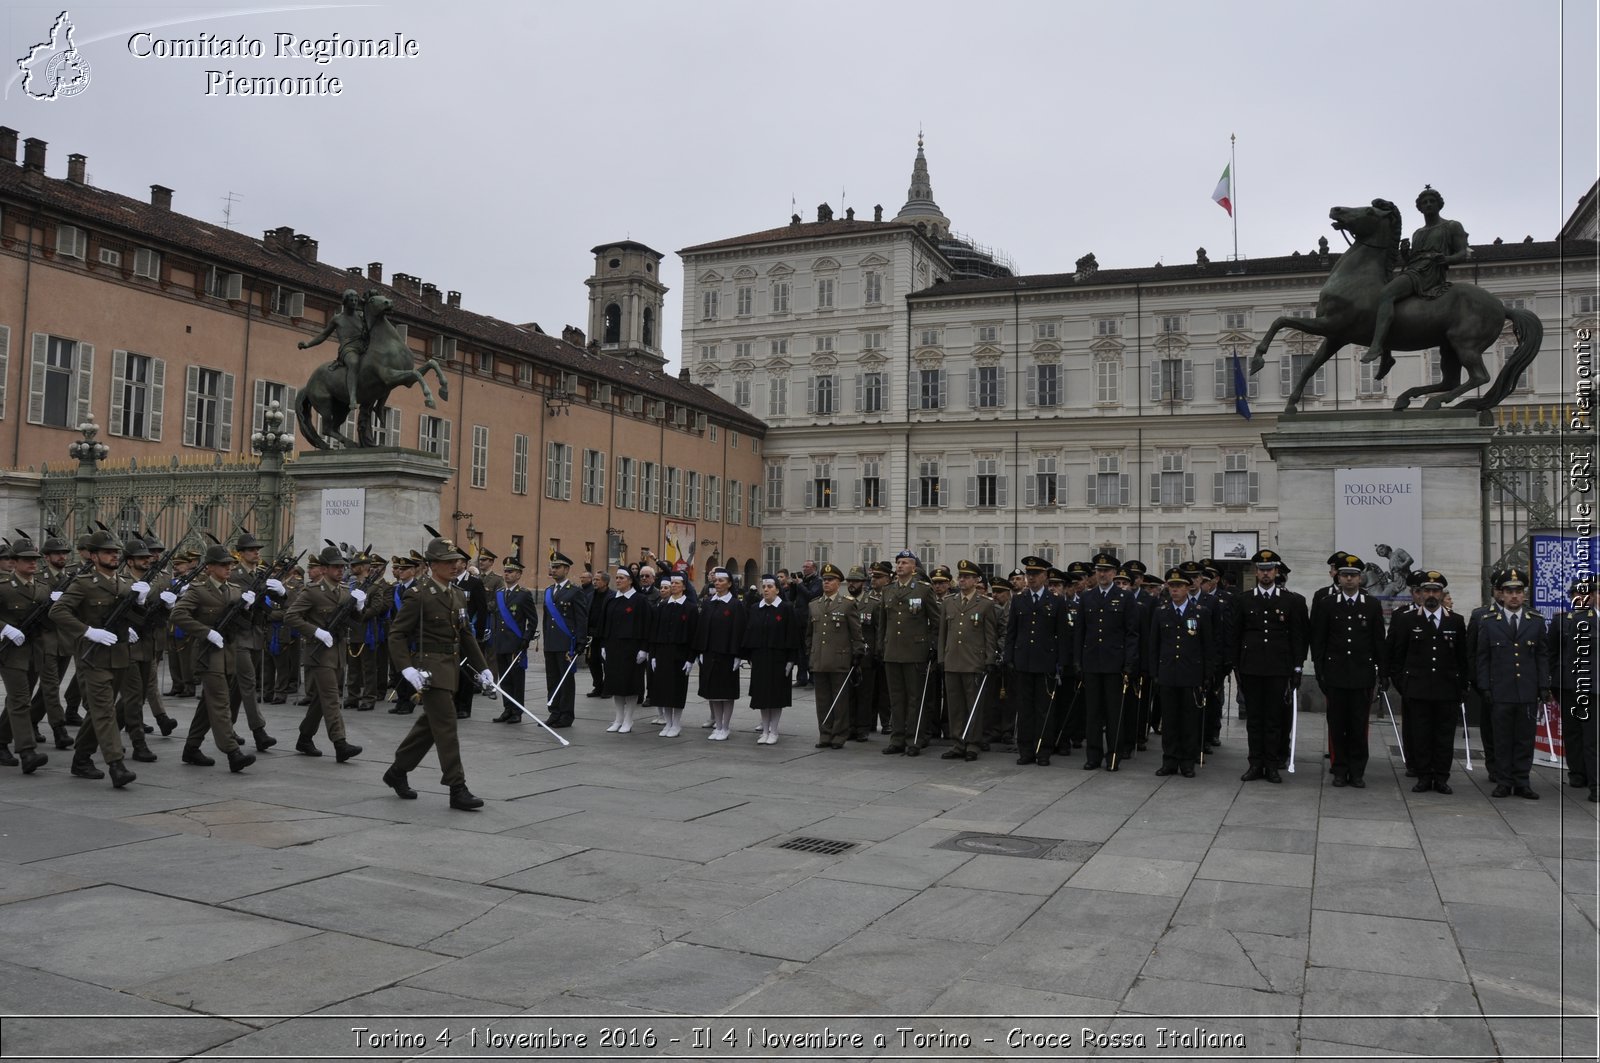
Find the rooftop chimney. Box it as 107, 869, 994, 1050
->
421, 282, 441, 307
346, 266, 363, 276
66, 153, 85, 184
291, 233, 317, 262
816, 203, 833, 223
149, 184, 173, 210
367, 262, 383, 283
446, 290, 461, 308
263, 225, 293, 252
845, 207, 855, 222
562, 325, 586, 347
874, 204, 883, 222
22, 137, 46, 172
0, 128, 19, 166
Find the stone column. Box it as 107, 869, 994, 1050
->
285, 448, 451, 561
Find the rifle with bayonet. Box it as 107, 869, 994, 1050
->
320, 543, 384, 642
205, 548, 305, 650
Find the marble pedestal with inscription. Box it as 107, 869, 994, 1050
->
286, 448, 450, 561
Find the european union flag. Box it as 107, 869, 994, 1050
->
1231, 352, 1252, 420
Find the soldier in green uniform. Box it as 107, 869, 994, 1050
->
878, 550, 939, 756
286, 544, 365, 761
845, 565, 880, 742
343, 551, 370, 710
0, 537, 51, 773
165, 549, 199, 698
113, 537, 176, 761
384, 535, 495, 810
171, 545, 258, 772
50, 530, 142, 787
32, 532, 76, 744
226, 530, 277, 751
938, 560, 1002, 760
130, 531, 179, 738
358, 555, 393, 711
805, 562, 864, 749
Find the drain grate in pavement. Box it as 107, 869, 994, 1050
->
775, 835, 858, 856
935, 832, 1093, 860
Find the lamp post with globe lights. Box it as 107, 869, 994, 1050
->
251, 400, 295, 554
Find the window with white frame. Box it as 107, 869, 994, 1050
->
861, 544, 881, 568
30, 334, 91, 428
55, 225, 86, 259
1578, 294, 1597, 315
1031, 362, 1060, 407
1095, 355, 1120, 404
733, 378, 751, 407
728, 479, 744, 524
771, 281, 791, 314
861, 331, 883, 352
207, 266, 241, 300
1424, 349, 1444, 385
109, 351, 162, 440
734, 341, 752, 360
1152, 358, 1193, 402
765, 545, 783, 574
810, 373, 837, 415
1357, 355, 1386, 396
863, 271, 883, 305
1096, 319, 1120, 336
133, 248, 161, 280
769, 338, 788, 357
975, 545, 998, 581
251, 379, 292, 445
546, 442, 573, 500
1161, 543, 1184, 571
919, 329, 942, 348
976, 325, 999, 344
750, 484, 762, 527
699, 344, 718, 362
1033, 454, 1059, 506
1088, 453, 1130, 507
765, 461, 784, 509
1224, 311, 1249, 330
970, 456, 1003, 507
972, 365, 1004, 408
816, 277, 835, 309
1036, 322, 1058, 340
1214, 355, 1261, 400
713, 477, 728, 523
808, 461, 834, 509
99, 246, 121, 268
736, 285, 753, 316
1153, 450, 1194, 506
858, 371, 885, 413
1216, 450, 1259, 507
512, 433, 528, 494
186, 366, 234, 450
369, 407, 401, 446
640, 462, 658, 512
701, 289, 719, 320
1499, 343, 1532, 391
918, 368, 946, 410
813, 335, 835, 354
729, 430, 739, 449
859, 457, 882, 509
271, 286, 304, 317
470, 425, 489, 488
769, 375, 788, 416
685, 470, 702, 518
419, 415, 451, 462
1280, 353, 1327, 397
917, 458, 943, 507
615, 457, 637, 510
709, 423, 718, 442
582, 451, 604, 505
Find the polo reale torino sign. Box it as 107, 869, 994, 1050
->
1333, 467, 1422, 600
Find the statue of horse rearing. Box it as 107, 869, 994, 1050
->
297, 293, 450, 448
1251, 199, 1542, 413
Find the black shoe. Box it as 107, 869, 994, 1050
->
1016, 754, 1036, 765
20, 749, 47, 774
355, 703, 374, 711
157, 716, 178, 737
35, 728, 48, 742
1264, 768, 1283, 784
493, 711, 517, 723
1082, 759, 1101, 771
1434, 782, 1452, 795
108, 760, 136, 788
1035, 755, 1051, 767
0, 745, 21, 767
1514, 786, 1540, 800
53, 725, 72, 750
449, 783, 484, 810
1180, 766, 1195, 778
1105, 761, 1121, 772
1412, 779, 1433, 793
295, 736, 323, 757
940, 748, 964, 759
1491, 784, 1511, 798
1241, 766, 1266, 781
963, 750, 978, 761
130, 744, 157, 763
585, 689, 603, 697
182, 745, 215, 767
382, 765, 417, 799
1155, 766, 1178, 776
165, 687, 182, 697
70, 754, 103, 779
815, 740, 833, 749
882, 744, 905, 755
905, 746, 921, 757
1332, 776, 1348, 787
1349, 777, 1366, 788
389, 704, 414, 715
253, 730, 277, 752
227, 748, 256, 773
830, 742, 845, 749
334, 740, 362, 763
1570, 776, 1590, 789
141, 723, 154, 735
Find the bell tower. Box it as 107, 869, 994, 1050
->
586, 241, 668, 370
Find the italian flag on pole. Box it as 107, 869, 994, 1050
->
1211, 164, 1233, 216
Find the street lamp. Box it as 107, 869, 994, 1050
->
250, 400, 295, 457
67, 415, 109, 464
1188, 530, 1198, 560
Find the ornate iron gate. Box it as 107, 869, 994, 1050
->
1482, 417, 1588, 590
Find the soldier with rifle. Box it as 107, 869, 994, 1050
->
0, 536, 52, 773
285, 543, 368, 761
226, 530, 279, 753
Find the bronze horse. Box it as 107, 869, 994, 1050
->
1251, 200, 1542, 412
297, 292, 450, 448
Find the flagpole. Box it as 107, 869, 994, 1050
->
1230, 133, 1238, 261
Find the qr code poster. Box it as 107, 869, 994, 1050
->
1530, 533, 1598, 613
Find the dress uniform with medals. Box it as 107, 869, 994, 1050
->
878, 551, 939, 755
1549, 575, 1597, 801
1146, 568, 1217, 776
285, 544, 364, 761
843, 566, 879, 742
1386, 571, 1469, 793
0, 537, 51, 773
1310, 553, 1387, 787
1074, 552, 1142, 770
487, 556, 537, 723
1231, 549, 1309, 783
1004, 557, 1072, 765
859, 561, 893, 737
540, 550, 589, 729
170, 544, 258, 773
937, 560, 1001, 760
1474, 567, 1551, 798
385, 536, 494, 810
805, 562, 864, 749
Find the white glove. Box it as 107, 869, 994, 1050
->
206, 629, 225, 649
159, 590, 178, 607
127, 628, 140, 644
86, 627, 118, 647
266, 578, 286, 595
350, 588, 368, 607
650, 657, 658, 669
732, 657, 742, 670
696, 654, 704, 666
50, 591, 62, 601
402, 666, 424, 689
1, 624, 24, 646
314, 628, 333, 647
682, 660, 692, 675
240, 590, 257, 607
636, 650, 649, 664
478, 668, 495, 690
601, 647, 607, 661
785, 664, 794, 679
130, 581, 151, 603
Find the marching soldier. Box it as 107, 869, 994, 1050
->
50, 530, 144, 788
357, 555, 394, 711
1549, 575, 1597, 802
1310, 552, 1387, 788
385, 534, 495, 810
1075, 552, 1141, 771
1004, 557, 1071, 766
165, 549, 199, 699
1146, 567, 1217, 777
343, 551, 370, 711
1387, 571, 1470, 794
226, 530, 278, 752
540, 550, 588, 728
937, 559, 1001, 761
33, 531, 77, 742
805, 562, 863, 749
261, 561, 295, 704
878, 550, 939, 756
285, 544, 365, 762
113, 537, 176, 760
131, 532, 179, 735
1231, 549, 1309, 783
0, 536, 51, 773
172, 545, 257, 773
1474, 567, 1551, 799
488, 555, 537, 723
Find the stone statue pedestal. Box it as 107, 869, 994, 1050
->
0, 470, 45, 538
1262, 409, 1494, 709
286, 448, 450, 561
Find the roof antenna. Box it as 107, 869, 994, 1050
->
221, 191, 243, 230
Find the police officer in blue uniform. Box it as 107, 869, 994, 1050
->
1475, 568, 1551, 798
1386, 570, 1470, 794
1146, 567, 1216, 777
1074, 552, 1141, 770
489, 556, 537, 723
1310, 552, 1387, 788
540, 550, 589, 729
1232, 549, 1308, 783
1003, 556, 1071, 765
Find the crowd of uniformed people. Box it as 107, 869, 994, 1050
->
1, 526, 1592, 808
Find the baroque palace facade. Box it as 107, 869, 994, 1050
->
681, 138, 1597, 578
0, 130, 765, 579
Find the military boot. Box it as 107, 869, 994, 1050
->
382, 765, 417, 799
295, 735, 323, 756
253, 728, 277, 752
181, 745, 215, 767
333, 740, 362, 763
20, 749, 47, 774
53, 723, 72, 750
0, 743, 16, 767
227, 748, 256, 773
70, 752, 104, 779
157, 715, 178, 737
129, 737, 158, 763
449, 783, 484, 810
107, 759, 136, 788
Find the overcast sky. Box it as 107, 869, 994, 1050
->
5, 0, 1595, 371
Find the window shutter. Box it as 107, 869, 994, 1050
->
109, 350, 127, 436
1184, 472, 1196, 504
853, 373, 862, 412
1248, 370, 1260, 399
562, 444, 572, 500
1248, 471, 1260, 504
997, 475, 1008, 507
1280, 355, 1294, 397
441, 418, 451, 463
998, 369, 1007, 407
74, 343, 94, 427
252, 378, 266, 437
805, 375, 816, 414
28, 333, 47, 424
1026, 366, 1037, 406
1183, 360, 1195, 401
1313, 364, 1328, 397
1150, 472, 1162, 502
852, 479, 862, 508
281, 384, 295, 441
1213, 471, 1225, 505
217, 370, 234, 451
804, 477, 816, 508
615, 457, 625, 508
909, 478, 920, 508
1025, 475, 1037, 506
185, 365, 200, 444
1119, 474, 1131, 506
1085, 473, 1097, 507
938, 476, 949, 507
1150, 365, 1162, 402
1214, 358, 1228, 400
418, 417, 427, 451
937, 369, 947, 409
968, 367, 978, 409
0, 326, 8, 421
965, 475, 976, 507
146, 360, 164, 441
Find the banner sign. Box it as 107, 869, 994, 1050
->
1334, 467, 1422, 600
1530, 531, 1598, 613
320, 488, 365, 549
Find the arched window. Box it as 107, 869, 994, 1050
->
642, 306, 655, 347
603, 303, 621, 345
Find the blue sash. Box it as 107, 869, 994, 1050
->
497, 589, 525, 640
545, 585, 574, 646
269, 621, 282, 655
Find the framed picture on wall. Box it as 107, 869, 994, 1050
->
1211, 530, 1259, 561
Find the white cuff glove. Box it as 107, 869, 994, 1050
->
478, 668, 495, 689
650, 657, 658, 669
601, 647, 607, 661
159, 590, 178, 607
86, 627, 118, 647
130, 581, 151, 603
266, 578, 286, 595
314, 628, 333, 647
1, 624, 24, 646
682, 660, 692, 675
240, 590, 257, 608
350, 588, 368, 607
50, 591, 62, 601
127, 628, 140, 644
696, 654, 704, 666
636, 650, 649, 664
402, 666, 424, 689
206, 629, 225, 649
732, 657, 742, 671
